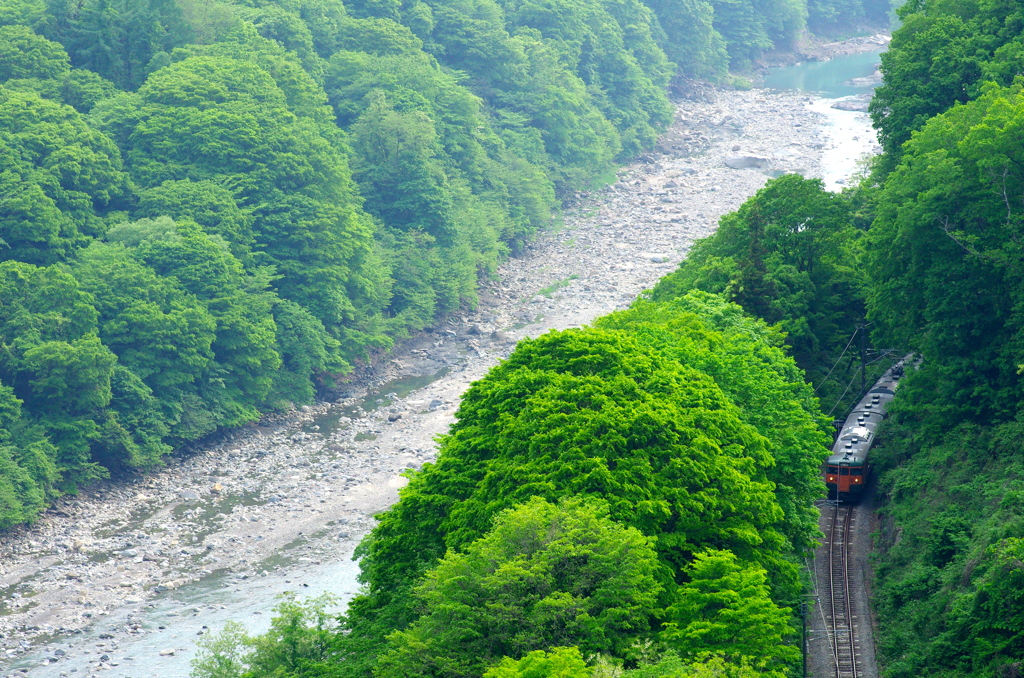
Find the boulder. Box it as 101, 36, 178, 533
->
831, 99, 870, 112
724, 155, 770, 169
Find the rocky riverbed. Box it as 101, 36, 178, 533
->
1, 85, 866, 677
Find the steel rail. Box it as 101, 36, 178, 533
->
826, 504, 859, 678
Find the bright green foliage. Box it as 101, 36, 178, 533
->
0, 0, 48, 30
72, 241, 215, 391
191, 621, 250, 678
484, 647, 592, 678
200, 294, 817, 677
114, 48, 388, 355
135, 221, 281, 424
493, 0, 675, 157
0, 380, 57, 529
597, 292, 831, 570
0, 261, 116, 487
136, 179, 256, 254
374, 497, 662, 677
323, 40, 555, 330
4, 66, 120, 112
0, 442, 48, 529
868, 0, 1024, 171
621, 653, 771, 678
864, 82, 1024, 674
867, 82, 1024, 427
22, 335, 116, 414
662, 549, 798, 674
190, 594, 343, 678
867, 420, 1024, 677
652, 175, 868, 413
641, 0, 726, 78
268, 298, 346, 407
0, 86, 128, 265
0, 24, 119, 111
0, 24, 69, 80
337, 316, 809, 676
345, 0, 631, 191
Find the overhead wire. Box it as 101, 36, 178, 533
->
814, 326, 861, 395
825, 350, 897, 419
826, 368, 862, 418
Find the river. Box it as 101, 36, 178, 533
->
765, 47, 885, 190
2, 46, 884, 678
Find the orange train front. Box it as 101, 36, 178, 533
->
825, 362, 904, 501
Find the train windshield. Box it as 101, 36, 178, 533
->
839, 468, 850, 475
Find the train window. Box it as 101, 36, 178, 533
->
850, 468, 863, 475
827, 466, 839, 474
839, 468, 850, 475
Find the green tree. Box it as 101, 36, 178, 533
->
484, 647, 592, 678
652, 175, 866, 405
662, 549, 798, 674
0, 86, 128, 265
597, 291, 831, 565
374, 497, 663, 677
135, 220, 281, 424
0, 0, 49, 30
342, 326, 788, 676
109, 48, 390, 357
0, 24, 69, 81
44, 0, 193, 89
867, 81, 1024, 426
136, 179, 255, 254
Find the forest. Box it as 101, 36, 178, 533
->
181, 1, 1024, 672
8, 0, 1024, 671
0, 0, 880, 528
0, 0, 877, 528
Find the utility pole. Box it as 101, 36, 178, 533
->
858, 323, 867, 395
802, 598, 808, 678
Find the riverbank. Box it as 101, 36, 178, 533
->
2, 83, 868, 677
760, 30, 890, 70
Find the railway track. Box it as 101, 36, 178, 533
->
825, 503, 860, 678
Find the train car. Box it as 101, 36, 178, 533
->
825, 362, 905, 501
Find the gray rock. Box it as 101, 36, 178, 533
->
831, 99, 870, 112
724, 155, 771, 169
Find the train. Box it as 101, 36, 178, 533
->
824, 360, 906, 501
